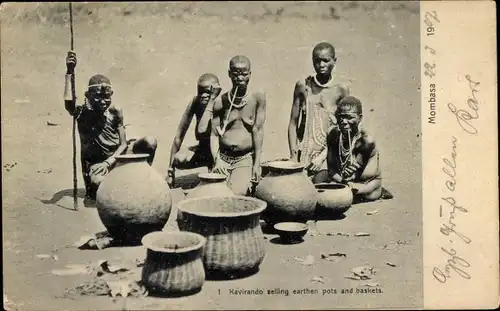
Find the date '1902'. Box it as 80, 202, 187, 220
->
423, 11, 439, 79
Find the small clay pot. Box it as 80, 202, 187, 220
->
141, 231, 206, 296
274, 222, 308, 244
185, 173, 233, 199
315, 183, 353, 215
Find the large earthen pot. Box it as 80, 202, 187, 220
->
185, 173, 234, 199
315, 183, 353, 215
141, 231, 206, 296
96, 154, 172, 245
254, 160, 317, 224
176, 196, 266, 279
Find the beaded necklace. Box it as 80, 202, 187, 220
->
228, 87, 248, 108
339, 129, 361, 179
313, 74, 333, 88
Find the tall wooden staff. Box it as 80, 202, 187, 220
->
69, 2, 78, 210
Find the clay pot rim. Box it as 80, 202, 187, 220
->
141, 231, 206, 253
198, 172, 227, 182
262, 158, 290, 165
264, 160, 304, 173
115, 153, 150, 161
315, 183, 350, 192
274, 222, 309, 232
176, 195, 267, 218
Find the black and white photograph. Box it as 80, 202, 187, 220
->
2, 1, 496, 310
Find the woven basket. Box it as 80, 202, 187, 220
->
141, 231, 206, 296
176, 196, 267, 276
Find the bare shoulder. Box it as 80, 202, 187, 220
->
189, 95, 198, 107
212, 94, 224, 112
333, 83, 350, 96
294, 79, 307, 94
327, 126, 340, 142
359, 129, 376, 149
108, 104, 123, 118
253, 90, 266, 103
187, 95, 199, 112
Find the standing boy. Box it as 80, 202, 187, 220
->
287, 42, 349, 183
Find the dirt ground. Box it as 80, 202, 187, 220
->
2, 2, 422, 310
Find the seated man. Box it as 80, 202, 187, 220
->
166, 73, 221, 187
210, 55, 266, 195
64, 51, 157, 201
326, 96, 385, 202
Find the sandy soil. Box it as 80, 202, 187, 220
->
2, 2, 422, 309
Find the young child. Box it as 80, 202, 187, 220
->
166, 73, 221, 187
326, 96, 387, 202
64, 51, 157, 201
287, 42, 349, 183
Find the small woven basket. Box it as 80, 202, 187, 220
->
141, 231, 206, 296
176, 196, 267, 277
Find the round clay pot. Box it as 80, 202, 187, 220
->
254, 160, 317, 224
315, 183, 353, 215
141, 231, 206, 296
176, 196, 266, 278
96, 154, 172, 245
185, 173, 234, 199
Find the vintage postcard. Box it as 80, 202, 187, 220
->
2, 1, 498, 310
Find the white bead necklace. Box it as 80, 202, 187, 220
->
313, 74, 333, 88
338, 129, 361, 178
228, 87, 248, 108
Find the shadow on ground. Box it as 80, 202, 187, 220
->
36, 188, 90, 210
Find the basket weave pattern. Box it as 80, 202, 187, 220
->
141, 249, 205, 294
141, 232, 205, 295
177, 197, 266, 274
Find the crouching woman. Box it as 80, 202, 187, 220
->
325, 96, 385, 202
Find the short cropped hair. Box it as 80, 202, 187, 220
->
336, 96, 363, 115
312, 42, 336, 58
88, 74, 111, 87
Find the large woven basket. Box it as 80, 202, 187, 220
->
141, 231, 206, 296
176, 196, 267, 277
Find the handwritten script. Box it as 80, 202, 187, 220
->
431, 76, 480, 284
432, 135, 472, 283
447, 75, 480, 135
